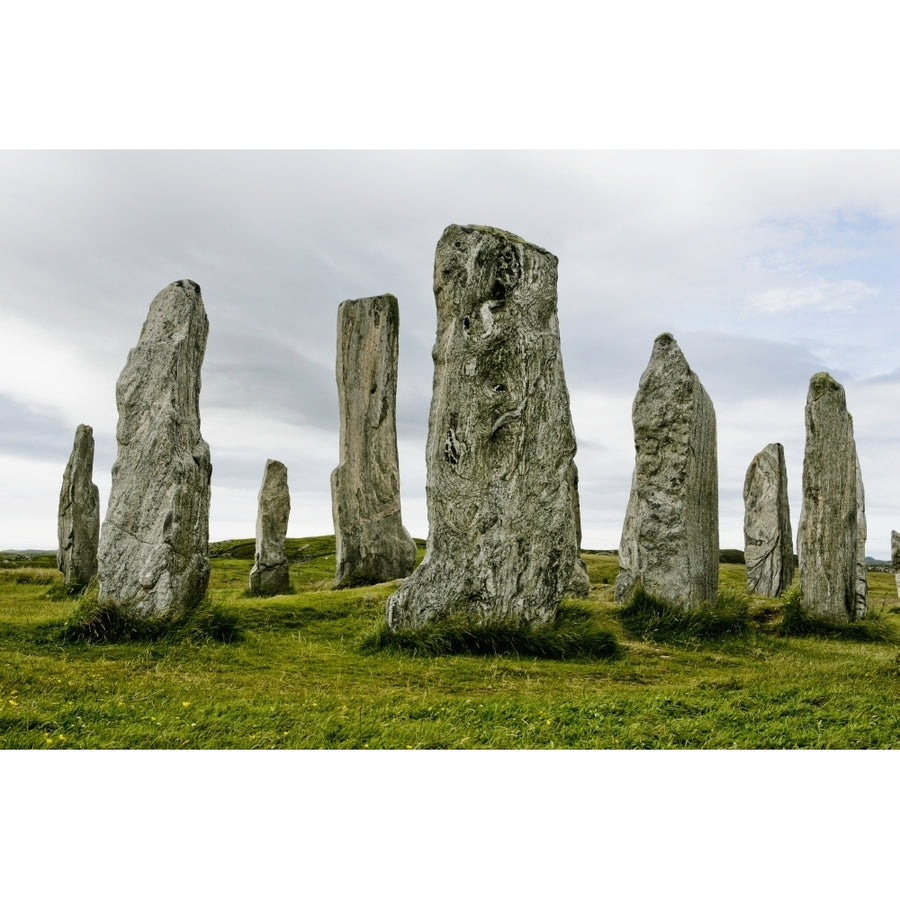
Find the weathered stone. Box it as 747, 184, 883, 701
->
249, 459, 291, 595
614, 333, 719, 608
97, 279, 211, 619
56, 423, 100, 590
743, 442, 794, 597
892, 530, 900, 599
797, 372, 861, 623
855, 453, 868, 619
566, 461, 591, 597
330, 293, 417, 587
386, 224, 577, 631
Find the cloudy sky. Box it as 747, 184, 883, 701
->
1, 150, 899, 556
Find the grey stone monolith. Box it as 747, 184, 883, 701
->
566, 461, 591, 597
249, 459, 291, 595
892, 530, 900, 599
855, 453, 868, 619
614, 333, 719, 608
743, 442, 794, 597
97, 279, 212, 619
386, 224, 577, 631
57, 423, 100, 590
797, 372, 861, 623
330, 293, 417, 587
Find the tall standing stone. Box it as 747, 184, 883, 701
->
330, 293, 417, 587
614, 333, 719, 609
386, 224, 577, 631
855, 453, 868, 619
57, 423, 100, 590
97, 279, 211, 619
743, 442, 794, 597
249, 459, 291, 595
892, 530, 900, 599
797, 372, 861, 623
566, 461, 591, 597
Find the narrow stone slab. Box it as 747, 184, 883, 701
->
892, 530, 900, 599
797, 372, 861, 623
386, 224, 577, 630
97, 279, 211, 619
743, 442, 794, 597
57, 423, 99, 590
330, 293, 417, 587
855, 453, 868, 619
249, 459, 291, 595
614, 333, 719, 608
566, 461, 591, 597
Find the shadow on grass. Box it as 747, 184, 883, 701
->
778, 589, 898, 643
616, 586, 750, 644
360, 603, 620, 660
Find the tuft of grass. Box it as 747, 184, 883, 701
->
60, 591, 241, 644
778, 586, 898, 643
617, 586, 750, 643
360, 602, 620, 660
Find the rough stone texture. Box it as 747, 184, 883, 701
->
386, 224, 577, 631
566, 461, 591, 597
892, 530, 900, 599
743, 442, 794, 597
97, 279, 212, 619
249, 459, 291, 595
56, 423, 100, 590
855, 453, 868, 619
330, 293, 417, 587
614, 333, 719, 609
797, 372, 861, 623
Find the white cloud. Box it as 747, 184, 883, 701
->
749, 278, 878, 313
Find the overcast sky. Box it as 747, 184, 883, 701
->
1, 150, 898, 556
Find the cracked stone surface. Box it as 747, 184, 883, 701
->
97, 279, 211, 619
386, 224, 577, 631
57, 423, 99, 590
249, 459, 291, 595
743, 442, 794, 597
797, 372, 864, 623
331, 293, 416, 587
614, 333, 719, 609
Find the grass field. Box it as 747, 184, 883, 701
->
1, 537, 898, 749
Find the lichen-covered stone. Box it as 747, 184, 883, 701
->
566, 461, 591, 597
614, 333, 719, 609
330, 293, 417, 587
892, 530, 900, 599
57, 423, 99, 590
386, 224, 577, 630
743, 442, 794, 597
855, 453, 868, 619
797, 372, 861, 623
97, 279, 211, 619
249, 459, 291, 595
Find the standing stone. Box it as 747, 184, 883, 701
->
330, 293, 417, 587
97, 279, 211, 619
892, 531, 900, 599
386, 224, 577, 631
743, 442, 794, 597
56, 423, 100, 590
614, 333, 719, 609
797, 372, 860, 623
249, 459, 291, 595
566, 461, 591, 597
855, 453, 867, 619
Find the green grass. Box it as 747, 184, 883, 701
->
1, 543, 899, 748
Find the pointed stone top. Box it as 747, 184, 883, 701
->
138, 280, 207, 345
808, 371, 845, 400
440, 224, 556, 260
646, 332, 692, 374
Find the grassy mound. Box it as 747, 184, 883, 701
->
778, 587, 898, 642
361, 602, 620, 660
616, 586, 750, 643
